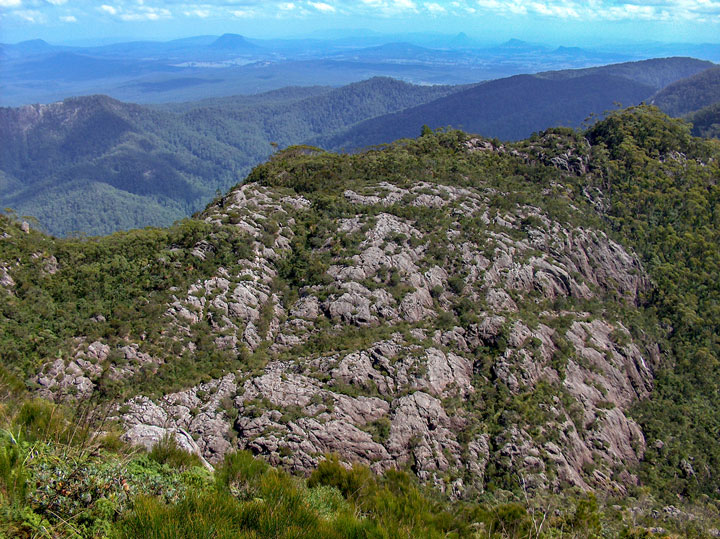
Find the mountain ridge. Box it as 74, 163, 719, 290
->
1, 57, 716, 237
1, 106, 719, 535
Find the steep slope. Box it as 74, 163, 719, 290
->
209, 33, 261, 52
0, 95, 243, 236
2, 107, 720, 537
176, 77, 462, 151
2, 133, 655, 498
320, 72, 654, 148
651, 65, 720, 116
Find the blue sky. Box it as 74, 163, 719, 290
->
1, 0, 719, 45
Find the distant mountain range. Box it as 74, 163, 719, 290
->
2, 33, 720, 106
317, 57, 714, 150
1, 56, 717, 237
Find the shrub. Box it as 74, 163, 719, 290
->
308, 455, 376, 501
148, 433, 203, 471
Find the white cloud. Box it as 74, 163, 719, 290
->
2, 0, 720, 30
465, 0, 720, 21
308, 1, 335, 12
14, 8, 43, 22
98, 3, 171, 21
231, 8, 256, 17
119, 7, 172, 21
184, 8, 210, 17
60, 14, 76, 21
393, 0, 417, 9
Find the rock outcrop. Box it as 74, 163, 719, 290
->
15, 135, 661, 499
113, 169, 658, 497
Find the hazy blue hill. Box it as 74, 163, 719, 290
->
446, 31, 475, 48
336, 42, 435, 58
327, 42, 469, 65
319, 72, 655, 148
3, 38, 57, 56
3, 33, 714, 107
209, 33, 261, 51
7, 52, 179, 81
494, 38, 546, 51
539, 56, 714, 89
651, 65, 720, 116
83, 36, 219, 58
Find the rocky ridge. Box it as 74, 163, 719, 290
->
19, 134, 662, 498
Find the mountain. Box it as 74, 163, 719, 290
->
319, 57, 714, 150
537, 56, 714, 89
0, 38, 57, 57
2, 106, 719, 536
3, 58, 714, 237
0, 95, 241, 236
320, 73, 654, 148
0, 78, 461, 236
209, 33, 260, 51
496, 38, 546, 52
332, 42, 445, 60
4, 33, 715, 107
651, 65, 720, 116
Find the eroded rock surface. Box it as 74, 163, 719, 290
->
24, 151, 659, 498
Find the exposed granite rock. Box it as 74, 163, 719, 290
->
50, 165, 658, 498
0, 266, 15, 290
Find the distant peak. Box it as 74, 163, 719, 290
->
18, 38, 51, 46
210, 34, 258, 50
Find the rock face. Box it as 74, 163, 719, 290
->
111, 168, 659, 497
23, 136, 661, 498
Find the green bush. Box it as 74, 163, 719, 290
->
148, 433, 203, 471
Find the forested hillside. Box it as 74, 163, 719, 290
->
687, 102, 720, 138
537, 56, 714, 89
0, 78, 458, 236
651, 65, 720, 116
318, 72, 655, 148
1, 106, 719, 537
319, 57, 715, 150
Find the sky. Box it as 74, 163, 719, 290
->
1, 0, 719, 45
